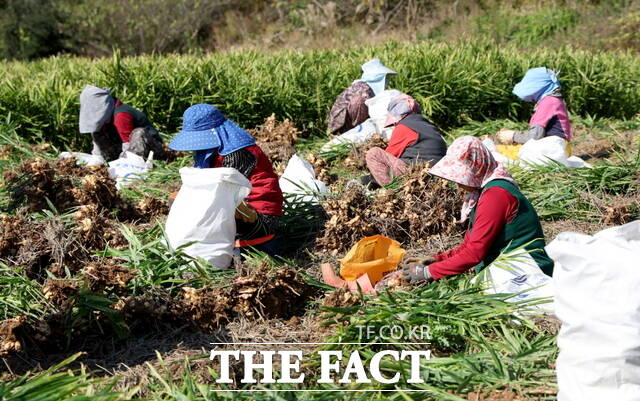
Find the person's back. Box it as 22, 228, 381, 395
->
79, 85, 164, 160
394, 113, 447, 166
327, 58, 396, 135
498, 67, 572, 145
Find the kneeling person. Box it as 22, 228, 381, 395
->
79, 85, 165, 161
169, 104, 284, 257
364, 94, 447, 187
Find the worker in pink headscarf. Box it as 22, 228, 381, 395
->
402, 136, 554, 283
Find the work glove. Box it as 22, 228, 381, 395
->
497, 129, 516, 144
401, 264, 433, 284
402, 256, 437, 266
235, 201, 258, 223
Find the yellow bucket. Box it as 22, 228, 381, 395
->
339, 235, 405, 285
495, 144, 523, 160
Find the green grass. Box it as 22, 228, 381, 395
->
2, 40, 640, 148
513, 149, 640, 221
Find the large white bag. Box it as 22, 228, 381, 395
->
475, 248, 554, 313
321, 119, 378, 151
546, 221, 640, 401
165, 167, 251, 269
279, 154, 328, 203
365, 89, 401, 130
519, 136, 589, 168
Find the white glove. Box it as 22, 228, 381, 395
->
497, 129, 516, 144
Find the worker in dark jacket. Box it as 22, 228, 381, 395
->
168, 104, 284, 256
363, 94, 447, 187
79, 85, 164, 161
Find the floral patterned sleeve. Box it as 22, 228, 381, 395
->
222, 148, 257, 179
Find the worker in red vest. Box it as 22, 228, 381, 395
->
168, 104, 284, 256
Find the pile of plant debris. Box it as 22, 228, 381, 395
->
2, 157, 166, 219
307, 135, 389, 186
0, 262, 315, 356
316, 164, 461, 253
249, 114, 300, 173
0, 158, 169, 280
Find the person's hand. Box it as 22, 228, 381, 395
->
403, 256, 436, 266
497, 129, 515, 144
401, 264, 434, 284
235, 201, 258, 223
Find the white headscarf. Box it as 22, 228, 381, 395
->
79, 85, 115, 133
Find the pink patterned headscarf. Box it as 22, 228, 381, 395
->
384, 94, 421, 127
430, 136, 516, 222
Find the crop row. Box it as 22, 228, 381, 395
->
1, 41, 639, 147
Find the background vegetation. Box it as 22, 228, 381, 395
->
2, 41, 639, 149
1, 0, 639, 60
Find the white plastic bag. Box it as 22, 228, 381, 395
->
365, 89, 401, 129
546, 221, 640, 401
165, 167, 251, 269
59, 152, 105, 166
279, 154, 328, 203
321, 119, 378, 151
519, 136, 589, 168
475, 248, 554, 313
107, 151, 153, 189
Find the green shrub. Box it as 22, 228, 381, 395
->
474, 7, 579, 47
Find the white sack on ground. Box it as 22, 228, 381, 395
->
279, 154, 328, 203
321, 89, 401, 151
481, 138, 514, 165
165, 167, 251, 270
59, 151, 105, 166
474, 248, 554, 313
546, 220, 640, 401
107, 151, 153, 189
321, 119, 378, 151
519, 136, 589, 168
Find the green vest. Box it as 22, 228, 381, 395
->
469, 179, 554, 276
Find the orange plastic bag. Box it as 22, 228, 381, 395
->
339, 235, 405, 285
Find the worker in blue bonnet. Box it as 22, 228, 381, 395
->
168, 104, 284, 257
328, 58, 397, 135
498, 67, 572, 144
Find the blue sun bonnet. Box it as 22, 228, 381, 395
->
512, 67, 561, 103
169, 104, 255, 155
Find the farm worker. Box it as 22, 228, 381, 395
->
79, 85, 165, 161
168, 104, 284, 256
498, 67, 572, 144
402, 136, 554, 283
362, 94, 447, 187
328, 58, 396, 135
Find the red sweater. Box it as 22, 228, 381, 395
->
385, 124, 418, 158
428, 187, 519, 280
113, 100, 135, 142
